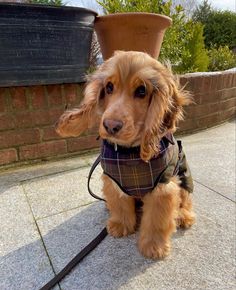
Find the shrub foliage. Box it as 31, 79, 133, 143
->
208, 46, 236, 72
27, 0, 64, 5
193, 0, 236, 49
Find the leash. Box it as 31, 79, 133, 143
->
39, 155, 107, 290
87, 154, 106, 202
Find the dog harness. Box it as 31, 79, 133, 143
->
100, 134, 193, 198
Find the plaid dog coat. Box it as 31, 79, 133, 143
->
100, 134, 193, 198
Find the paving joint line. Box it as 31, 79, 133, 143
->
19, 163, 94, 184
35, 200, 100, 222
21, 183, 62, 290
194, 179, 235, 203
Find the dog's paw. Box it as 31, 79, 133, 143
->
138, 238, 171, 259
107, 219, 135, 238
176, 209, 196, 229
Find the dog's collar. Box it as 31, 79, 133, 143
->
102, 132, 175, 154
102, 140, 141, 154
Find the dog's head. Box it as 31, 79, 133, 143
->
56, 51, 190, 161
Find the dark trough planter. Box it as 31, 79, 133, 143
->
0, 3, 97, 87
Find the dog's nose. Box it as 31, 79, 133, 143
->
103, 119, 123, 135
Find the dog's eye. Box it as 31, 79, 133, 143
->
99, 88, 105, 99
105, 82, 114, 94
134, 85, 146, 98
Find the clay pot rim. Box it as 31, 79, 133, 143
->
96, 12, 172, 26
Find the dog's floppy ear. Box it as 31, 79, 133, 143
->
140, 65, 191, 161
55, 75, 104, 138
162, 75, 191, 132
140, 87, 168, 162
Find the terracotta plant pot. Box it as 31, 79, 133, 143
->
94, 12, 172, 60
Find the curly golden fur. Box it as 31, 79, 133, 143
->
56, 51, 195, 259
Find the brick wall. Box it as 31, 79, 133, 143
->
0, 84, 100, 167
0, 70, 235, 167
178, 70, 236, 134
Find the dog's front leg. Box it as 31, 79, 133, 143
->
102, 174, 136, 237
138, 180, 180, 259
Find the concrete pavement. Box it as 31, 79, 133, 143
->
0, 120, 235, 290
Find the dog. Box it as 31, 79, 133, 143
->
56, 51, 196, 259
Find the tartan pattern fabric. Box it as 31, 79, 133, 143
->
100, 135, 176, 198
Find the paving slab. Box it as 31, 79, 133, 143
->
37, 202, 108, 274
180, 120, 236, 201
0, 120, 235, 290
0, 153, 98, 194
0, 185, 59, 290
36, 182, 235, 290
23, 165, 103, 220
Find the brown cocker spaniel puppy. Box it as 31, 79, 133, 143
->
56, 51, 196, 259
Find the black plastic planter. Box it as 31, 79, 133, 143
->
0, 3, 97, 87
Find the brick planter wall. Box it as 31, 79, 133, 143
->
0, 70, 235, 167
0, 84, 100, 167
179, 70, 236, 134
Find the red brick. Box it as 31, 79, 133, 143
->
30, 86, 47, 109
10, 87, 28, 110
201, 75, 213, 93
179, 76, 194, 93
221, 88, 235, 100
227, 73, 234, 88
67, 135, 100, 153
232, 73, 236, 87
191, 93, 201, 105
41, 109, 65, 126
0, 88, 7, 112
199, 91, 221, 105
0, 148, 18, 165
220, 98, 236, 111
178, 119, 199, 133
179, 76, 188, 87
0, 114, 15, 131
63, 84, 77, 105
218, 107, 236, 122
10, 87, 25, 98
185, 103, 220, 119
0, 96, 5, 112
197, 113, 221, 129
42, 126, 61, 141
19, 140, 67, 160
47, 85, 63, 107
13, 112, 34, 128
216, 74, 224, 91
14, 108, 64, 128
62, 84, 84, 109
192, 76, 204, 94
210, 74, 220, 92
222, 73, 231, 89
0, 129, 40, 149
222, 73, 230, 89
0, 87, 6, 98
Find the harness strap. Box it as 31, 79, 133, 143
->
173, 140, 182, 176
